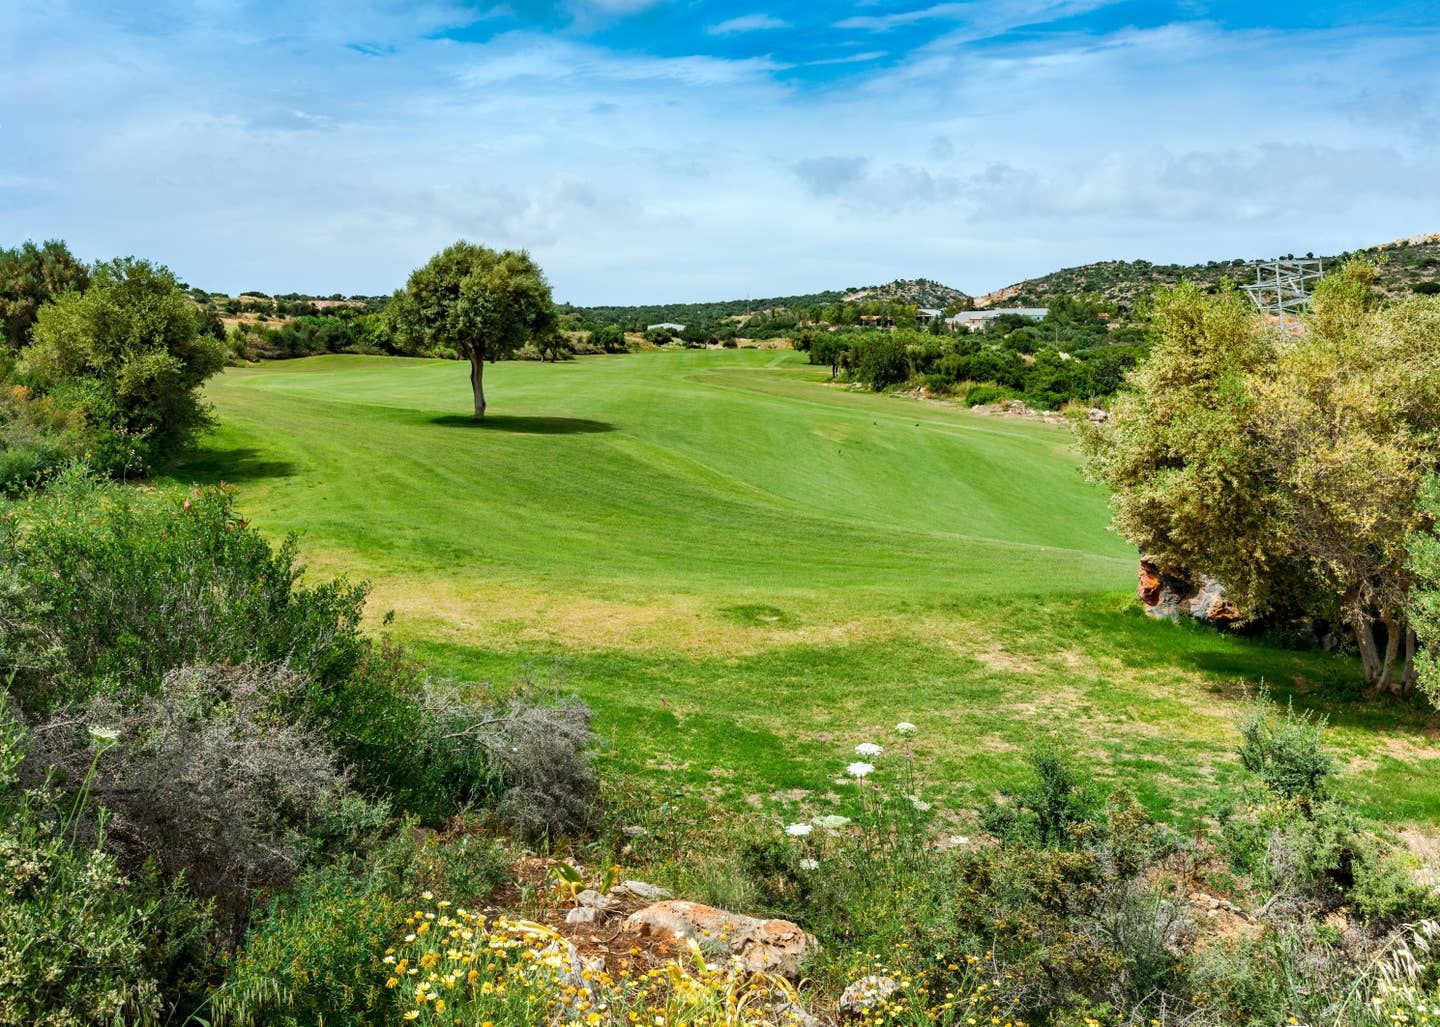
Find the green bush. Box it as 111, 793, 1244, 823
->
25, 257, 225, 475
854, 336, 911, 390
964, 382, 1009, 406
0, 384, 85, 494
1236, 692, 1334, 801
0, 468, 367, 714
213, 846, 413, 1027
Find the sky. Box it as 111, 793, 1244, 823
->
1, 1, 1437, 304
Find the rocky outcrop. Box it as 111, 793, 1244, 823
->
622, 901, 819, 976
1138, 558, 1240, 626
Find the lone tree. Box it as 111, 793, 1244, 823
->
390, 242, 556, 419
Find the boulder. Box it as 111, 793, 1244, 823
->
1138, 557, 1239, 626
623, 901, 819, 976
565, 906, 601, 924
839, 975, 900, 1017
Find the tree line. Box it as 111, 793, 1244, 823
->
797, 294, 1146, 410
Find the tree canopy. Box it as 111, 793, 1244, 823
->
25, 257, 225, 474
1083, 262, 1440, 697
0, 239, 90, 353
389, 242, 556, 419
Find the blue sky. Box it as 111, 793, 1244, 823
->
1, 1, 1436, 304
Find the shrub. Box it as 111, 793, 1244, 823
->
964, 382, 1009, 406
214, 846, 413, 1027
854, 336, 911, 390
0, 694, 216, 1026
1236, 691, 1334, 801
421, 683, 598, 840
0, 468, 367, 714
25, 256, 225, 475
19, 662, 376, 930
0, 384, 86, 494
980, 746, 1098, 849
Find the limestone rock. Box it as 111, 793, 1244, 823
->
576, 889, 621, 911
565, 906, 601, 924
840, 975, 900, 1016
613, 880, 673, 901
623, 901, 819, 976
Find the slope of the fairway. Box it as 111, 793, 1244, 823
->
191, 350, 1134, 647
185, 351, 1440, 827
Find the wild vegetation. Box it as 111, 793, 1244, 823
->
795, 294, 1141, 410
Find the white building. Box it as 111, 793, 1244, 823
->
646, 322, 686, 332
944, 307, 1048, 332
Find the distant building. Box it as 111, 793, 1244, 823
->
944, 307, 1048, 332
916, 308, 943, 322
647, 322, 686, 332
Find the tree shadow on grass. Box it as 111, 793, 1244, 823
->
428, 414, 614, 435
178, 446, 298, 485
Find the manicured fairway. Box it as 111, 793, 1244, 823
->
186, 350, 1440, 827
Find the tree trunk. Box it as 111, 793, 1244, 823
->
469, 358, 486, 420
1377, 610, 1402, 693
1350, 608, 1383, 688
1403, 623, 1419, 696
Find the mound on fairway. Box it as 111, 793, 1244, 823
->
192, 349, 1134, 643
187, 350, 1440, 827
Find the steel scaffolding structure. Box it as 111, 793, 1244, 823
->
1241, 258, 1324, 334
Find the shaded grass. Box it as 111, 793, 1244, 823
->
182, 350, 1440, 831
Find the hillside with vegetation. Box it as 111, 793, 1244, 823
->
977, 233, 1440, 312
558, 277, 970, 331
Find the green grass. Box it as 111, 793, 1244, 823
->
182, 349, 1440, 828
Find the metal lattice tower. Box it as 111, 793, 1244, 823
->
1241, 258, 1324, 335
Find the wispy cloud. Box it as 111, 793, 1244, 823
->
806, 50, 886, 66
709, 13, 789, 35
835, 3, 967, 32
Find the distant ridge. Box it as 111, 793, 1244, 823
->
974, 233, 1440, 311
554, 233, 1440, 324
839, 278, 970, 308
559, 277, 970, 328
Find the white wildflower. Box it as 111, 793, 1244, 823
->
785, 823, 813, 837
948, 835, 970, 847
854, 742, 883, 757
910, 797, 932, 812
798, 858, 820, 871
895, 721, 917, 734
815, 814, 851, 829
846, 762, 875, 778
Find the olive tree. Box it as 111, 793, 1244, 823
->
389, 242, 556, 419
1084, 264, 1440, 698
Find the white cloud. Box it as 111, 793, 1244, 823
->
0, 3, 1436, 303
709, 13, 790, 35
806, 50, 886, 66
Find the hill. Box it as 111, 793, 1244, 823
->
560, 277, 969, 328
975, 233, 1440, 311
